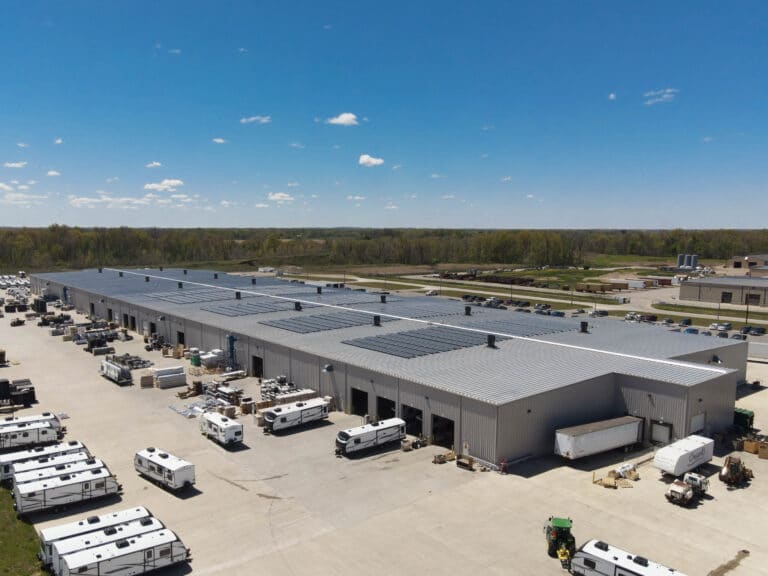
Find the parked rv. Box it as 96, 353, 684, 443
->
200, 412, 243, 446
653, 435, 714, 476
51, 516, 164, 576
571, 539, 688, 576
12, 453, 93, 485
134, 447, 195, 491
335, 418, 406, 456
0, 421, 58, 451
57, 529, 190, 576
13, 467, 122, 516
0, 412, 65, 433
38, 506, 152, 568
14, 457, 103, 486
264, 397, 329, 433
0, 441, 87, 482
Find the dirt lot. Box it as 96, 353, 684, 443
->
1, 297, 767, 575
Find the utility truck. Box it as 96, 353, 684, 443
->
134, 447, 195, 491
0, 441, 87, 482
335, 418, 406, 456
263, 397, 329, 433
665, 472, 709, 506
0, 421, 57, 451
38, 506, 152, 568
13, 467, 122, 516
571, 539, 688, 576
200, 412, 243, 446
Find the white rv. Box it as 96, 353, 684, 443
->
0, 441, 87, 482
200, 412, 243, 446
14, 457, 104, 486
0, 421, 57, 451
58, 529, 190, 576
264, 397, 329, 433
134, 447, 195, 491
335, 418, 406, 456
13, 467, 122, 516
0, 412, 65, 434
11, 452, 92, 483
571, 539, 688, 576
51, 516, 164, 576
39, 506, 151, 568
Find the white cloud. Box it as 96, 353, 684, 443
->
238, 47, 248, 54
290, 142, 305, 149
54, 138, 63, 145
431, 173, 445, 179
1, 191, 48, 206
0, 183, 13, 192
359, 154, 384, 167
68, 189, 193, 210
212, 137, 227, 144
240, 115, 271, 124
145, 161, 162, 168
254, 203, 269, 209
526, 193, 535, 199
47, 170, 60, 176
442, 194, 455, 200
268, 192, 294, 203
170, 194, 192, 202
287, 181, 300, 187
346, 195, 365, 201
501, 176, 512, 182
3, 161, 27, 168
106, 176, 119, 183
168, 48, 182, 55
143, 178, 184, 192
17, 184, 30, 190
220, 200, 237, 208
310, 194, 318, 199
27, 180, 37, 185
392, 164, 403, 171
481, 124, 494, 131
702, 136, 715, 143
323, 24, 332, 30
332, 144, 341, 150
326, 112, 358, 126
17, 142, 30, 148
608, 93, 617, 101
643, 88, 679, 106
384, 203, 398, 210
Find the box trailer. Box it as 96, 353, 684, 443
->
555, 416, 643, 460
11, 452, 92, 483
99, 359, 132, 386
13, 467, 122, 516
335, 418, 406, 457
134, 447, 195, 491
51, 516, 164, 576
59, 529, 190, 576
571, 539, 688, 576
653, 434, 714, 476
0, 421, 58, 452
0, 411, 66, 433
0, 441, 87, 482
14, 457, 104, 486
39, 506, 152, 568
200, 412, 243, 446
264, 397, 329, 433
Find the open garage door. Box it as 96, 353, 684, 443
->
376, 396, 396, 421
431, 414, 455, 449
401, 404, 423, 437
350, 388, 369, 417
651, 420, 672, 444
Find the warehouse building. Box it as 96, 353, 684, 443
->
680, 276, 768, 307
729, 254, 768, 269
32, 268, 746, 466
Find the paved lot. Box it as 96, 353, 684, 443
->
1, 299, 768, 575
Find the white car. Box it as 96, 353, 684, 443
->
425, 289, 438, 296
709, 323, 719, 330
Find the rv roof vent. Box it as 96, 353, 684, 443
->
55, 465, 65, 470
373, 315, 381, 326
633, 556, 649, 567
595, 541, 610, 552
33, 447, 44, 452
90, 469, 101, 474
59, 474, 70, 481
87, 516, 100, 524
38, 457, 49, 463
104, 527, 117, 536
159, 453, 168, 459
294, 302, 302, 311
221, 417, 229, 422
86, 458, 96, 464
68, 441, 78, 446
273, 407, 282, 413
115, 540, 129, 549
146, 447, 156, 452
487, 334, 496, 348
371, 421, 380, 427
140, 517, 153, 526
42, 412, 51, 417
296, 402, 304, 407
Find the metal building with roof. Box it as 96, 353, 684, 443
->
31, 268, 746, 466
680, 276, 768, 307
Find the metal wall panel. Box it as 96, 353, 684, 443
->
399, 379, 462, 449
346, 366, 398, 416
616, 375, 688, 442
318, 360, 347, 410
460, 397, 497, 464
263, 343, 291, 378
290, 350, 320, 390
686, 372, 736, 436
497, 373, 616, 462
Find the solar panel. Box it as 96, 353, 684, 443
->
201, 298, 320, 317
344, 326, 506, 358
146, 288, 254, 305
261, 311, 395, 333
351, 300, 465, 319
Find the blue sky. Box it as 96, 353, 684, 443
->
1, 1, 766, 228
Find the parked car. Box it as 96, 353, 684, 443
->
709, 322, 719, 330
749, 327, 766, 336
662, 318, 674, 325
700, 331, 712, 336
741, 325, 753, 335
679, 318, 692, 327
683, 327, 699, 335
731, 333, 747, 340
716, 331, 729, 338
717, 322, 733, 331
550, 310, 566, 317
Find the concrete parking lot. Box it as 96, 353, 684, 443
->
1, 300, 767, 575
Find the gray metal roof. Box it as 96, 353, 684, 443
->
682, 276, 768, 288
33, 268, 740, 406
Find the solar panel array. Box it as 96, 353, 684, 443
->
286, 291, 402, 306
261, 311, 396, 334
201, 298, 320, 317
352, 300, 468, 319
146, 288, 251, 305
464, 316, 576, 338
344, 326, 506, 359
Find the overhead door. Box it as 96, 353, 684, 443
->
651, 421, 672, 444
689, 412, 706, 434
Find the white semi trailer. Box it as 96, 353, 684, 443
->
554, 416, 643, 460
263, 397, 329, 433
134, 447, 195, 491
335, 418, 406, 456
13, 467, 122, 516
200, 412, 243, 446
571, 539, 688, 576
39, 506, 152, 568
58, 529, 190, 576
0, 421, 58, 451
0, 441, 87, 482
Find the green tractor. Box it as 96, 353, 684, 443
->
544, 516, 576, 569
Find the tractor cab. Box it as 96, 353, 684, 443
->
544, 516, 576, 569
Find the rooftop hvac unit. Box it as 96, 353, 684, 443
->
373, 315, 381, 326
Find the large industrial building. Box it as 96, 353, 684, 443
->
680, 276, 768, 307
32, 268, 746, 466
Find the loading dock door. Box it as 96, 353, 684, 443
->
107, 308, 113, 322
129, 315, 137, 332
252, 356, 264, 378
176, 331, 185, 346
689, 412, 706, 434
350, 388, 369, 417
651, 421, 672, 444
431, 414, 455, 449
89, 303, 95, 317
376, 397, 396, 421
122, 313, 129, 328
401, 404, 423, 437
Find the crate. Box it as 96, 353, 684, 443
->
759, 443, 768, 460
139, 374, 154, 388
743, 439, 760, 454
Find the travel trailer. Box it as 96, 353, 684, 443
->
200, 412, 243, 446
13, 467, 122, 516
571, 539, 688, 576
13, 458, 104, 486
12, 453, 95, 485
0, 412, 65, 434
335, 418, 406, 456
0, 441, 88, 482
0, 421, 57, 451
263, 397, 329, 433
134, 447, 195, 491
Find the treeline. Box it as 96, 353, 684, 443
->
1, 226, 767, 272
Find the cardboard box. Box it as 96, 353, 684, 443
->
759, 442, 768, 460
743, 439, 759, 454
